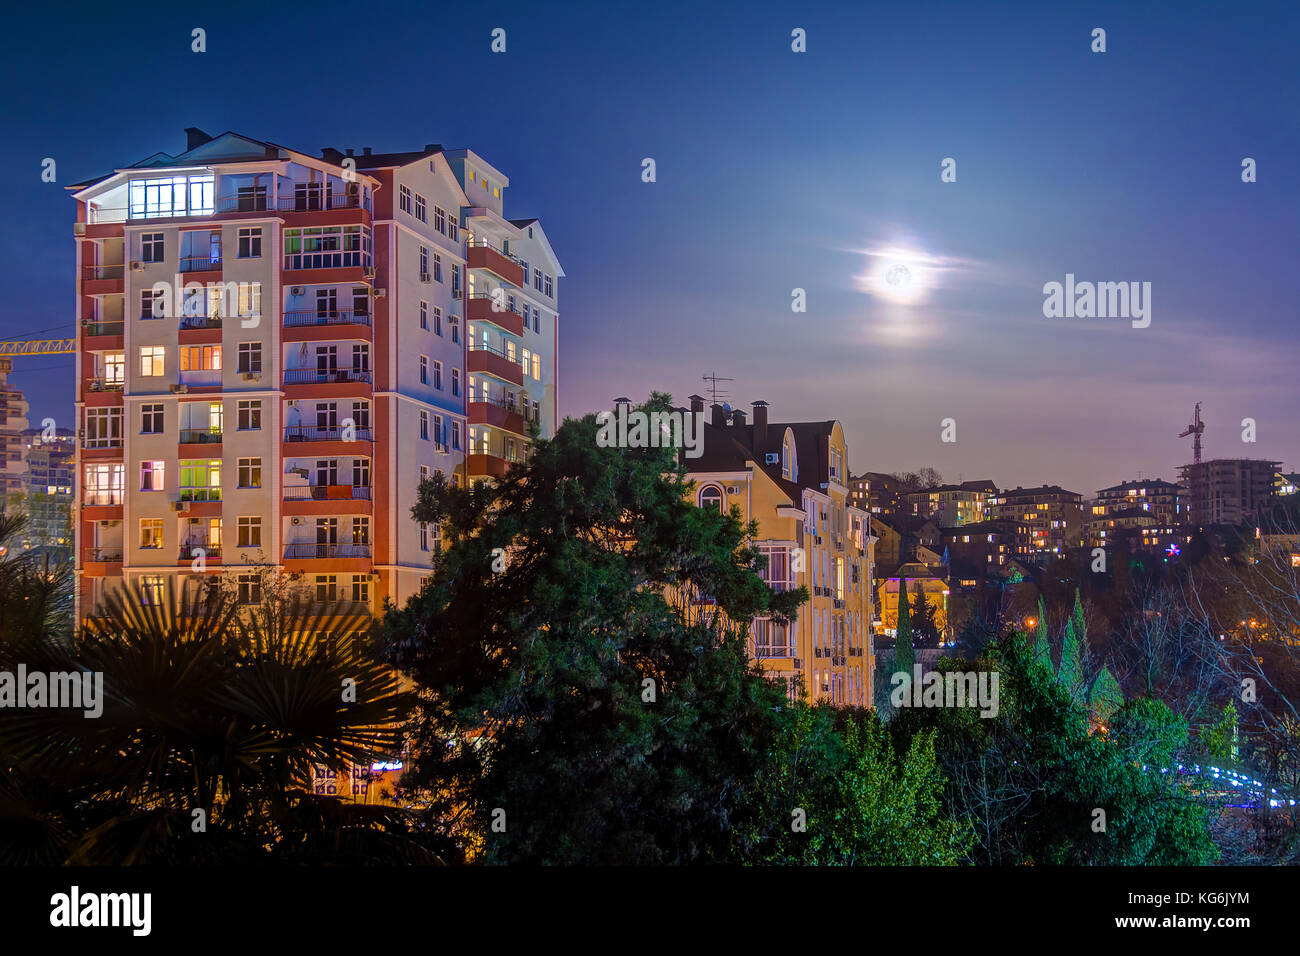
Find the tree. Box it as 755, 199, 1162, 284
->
894, 577, 915, 677
910, 579, 941, 647
1032, 596, 1052, 670
0, 577, 433, 864
382, 395, 805, 864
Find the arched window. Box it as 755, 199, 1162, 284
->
699, 485, 724, 513
782, 430, 797, 482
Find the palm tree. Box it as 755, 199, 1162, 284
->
0, 569, 443, 864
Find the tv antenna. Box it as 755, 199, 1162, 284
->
702, 371, 734, 405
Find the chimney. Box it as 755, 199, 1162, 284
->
731, 408, 747, 428
184, 127, 212, 150
362, 147, 372, 156
752, 400, 769, 452
345, 148, 355, 157
688, 394, 705, 415
425, 143, 439, 152
710, 403, 727, 427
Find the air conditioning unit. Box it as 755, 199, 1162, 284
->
170, 384, 189, 393
188, 517, 200, 525
765, 453, 780, 465
241, 372, 260, 382
291, 286, 305, 296
725, 485, 741, 495
292, 517, 302, 525
80, 318, 90, 327
373, 287, 386, 297
363, 267, 376, 279
74, 223, 86, 236
129, 260, 144, 272
172, 501, 188, 512
419, 272, 431, 283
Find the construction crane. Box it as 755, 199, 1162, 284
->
1179, 402, 1205, 464
0, 339, 75, 356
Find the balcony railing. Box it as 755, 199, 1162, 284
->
179, 544, 220, 560
83, 491, 124, 506
178, 369, 222, 387
83, 547, 123, 562
86, 378, 125, 393
82, 320, 123, 337
284, 542, 372, 560
284, 425, 373, 442
179, 488, 221, 502
179, 428, 223, 444
82, 437, 123, 450
83, 264, 124, 281
179, 315, 223, 330
284, 367, 372, 386
283, 485, 372, 501
283, 309, 372, 328
277, 192, 366, 212
180, 256, 222, 273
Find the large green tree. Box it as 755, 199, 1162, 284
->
382, 395, 805, 864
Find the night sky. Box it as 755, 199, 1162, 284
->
2, 0, 1295, 495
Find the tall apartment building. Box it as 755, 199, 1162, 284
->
21, 426, 75, 552
987, 484, 1083, 556
1180, 458, 1282, 527
683, 399, 875, 706
0, 358, 31, 503
1093, 478, 1184, 527
69, 129, 560, 620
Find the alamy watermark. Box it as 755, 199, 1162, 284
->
890, 665, 1000, 717
0, 665, 103, 718
595, 407, 704, 458
1042, 273, 1151, 328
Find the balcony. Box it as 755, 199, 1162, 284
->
179, 315, 223, 331
467, 345, 523, 387
283, 485, 372, 501
81, 320, 124, 338
179, 488, 222, 503
284, 425, 373, 443
213, 190, 369, 215
180, 256, 222, 274
466, 453, 511, 481
466, 241, 524, 287
85, 378, 125, 393
83, 546, 123, 563
179, 544, 221, 562
82, 264, 124, 281
178, 428, 223, 445
466, 295, 524, 336
284, 367, 372, 386
284, 542, 372, 560
283, 309, 372, 329
468, 397, 526, 435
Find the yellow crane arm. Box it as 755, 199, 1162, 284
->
0, 338, 76, 356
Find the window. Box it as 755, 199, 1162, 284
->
419, 465, 430, 484
140, 403, 163, 434
544, 275, 553, 298
522, 261, 530, 285
140, 346, 165, 376
237, 283, 262, 320
128, 174, 213, 219
84, 463, 125, 505
433, 414, 444, 448
432, 252, 442, 282
352, 576, 370, 603
450, 316, 460, 343
419, 246, 429, 275
237, 574, 262, 605
352, 516, 370, 546
179, 459, 221, 501
399, 185, 412, 214
353, 459, 370, 488
237, 400, 261, 430
140, 232, 164, 263
419, 300, 428, 330
451, 421, 462, 450
85, 407, 122, 447
141, 575, 166, 607
433, 306, 442, 335
419, 523, 430, 551
237, 342, 262, 374
414, 193, 427, 222
699, 485, 723, 512
532, 353, 541, 381
237, 517, 261, 548
451, 263, 460, 293
447, 216, 458, 242
140, 288, 162, 320
420, 410, 430, 440
451, 368, 460, 396
420, 356, 429, 385
237, 227, 262, 258
534, 269, 543, 292
351, 400, 370, 429
237, 457, 262, 489
180, 345, 221, 371
434, 206, 446, 234
308, 574, 336, 602
283, 225, 371, 269
521, 348, 531, 377
103, 352, 125, 384
432, 360, 443, 390
139, 518, 163, 549
141, 460, 165, 491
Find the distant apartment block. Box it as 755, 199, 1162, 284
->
848, 471, 900, 518
1180, 458, 1283, 527
0, 358, 31, 502
69, 128, 560, 619
903, 479, 997, 528
987, 484, 1083, 556
21, 426, 74, 551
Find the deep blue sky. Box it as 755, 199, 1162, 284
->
2, 0, 1296, 494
